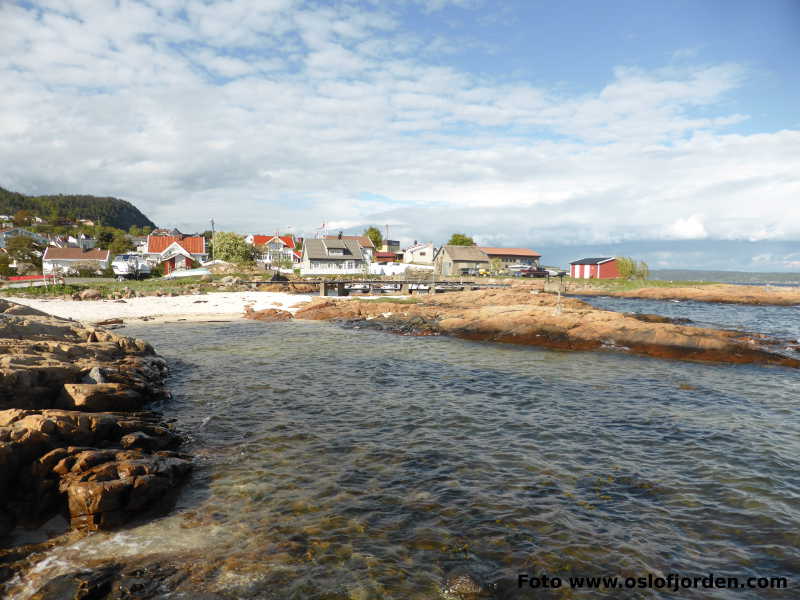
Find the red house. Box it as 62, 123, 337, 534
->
569, 257, 620, 279
145, 235, 207, 274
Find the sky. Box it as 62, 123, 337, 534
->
1, 0, 799, 271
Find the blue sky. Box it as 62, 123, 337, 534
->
1, 0, 799, 270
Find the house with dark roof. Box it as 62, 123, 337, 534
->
301, 237, 367, 275
479, 247, 542, 269
42, 247, 111, 275
569, 257, 619, 279
434, 245, 490, 276
324, 235, 375, 262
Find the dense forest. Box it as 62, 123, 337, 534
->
0, 186, 156, 230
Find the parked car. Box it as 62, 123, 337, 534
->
518, 267, 549, 278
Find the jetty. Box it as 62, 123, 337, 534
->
248, 279, 512, 296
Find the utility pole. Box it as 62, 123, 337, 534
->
210, 218, 215, 262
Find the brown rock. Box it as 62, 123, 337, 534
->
292, 289, 800, 368
79, 288, 102, 301
242, 306, 293, 321
59, 383, 145, 411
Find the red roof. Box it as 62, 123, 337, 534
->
147, 235, 206, 254
250, 235, 295, 249
479, 247, 541, 257
43, 247, 110, 261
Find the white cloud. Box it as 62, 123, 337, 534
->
666, 215, 708, 239
0, 0, 798, 265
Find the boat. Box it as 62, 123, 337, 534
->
111, 254, 152, 280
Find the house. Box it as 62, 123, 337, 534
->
403, 242, 435, 265
380, 239, 401, 253
324, 235, 375, 262
569, 257, 620, 279
67, 233, 96, 250
479, 247, 541, 269
434, 245, 490, 276
374, 251, 399, 264
0, 228, 49, 249
245, 234, 301, 266
150, 228, 183, 237
42, 247, 111, 275
301, 237, 367, 275
144, 235, 208, 273
156, 242, 198, 274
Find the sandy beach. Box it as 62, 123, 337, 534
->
5, 291, 314, 324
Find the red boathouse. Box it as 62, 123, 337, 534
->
569, 257, 620, 279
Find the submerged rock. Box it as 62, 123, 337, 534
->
292, 289, 800, 368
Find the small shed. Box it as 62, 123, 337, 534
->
569, 257, 619, 279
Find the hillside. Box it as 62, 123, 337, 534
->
0, 186, 156, 230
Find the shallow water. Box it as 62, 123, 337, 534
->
9, 300, 800, 599
577, 294, 800, 341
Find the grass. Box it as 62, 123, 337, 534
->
0, 276, 216, 298
566, 278, 719, 292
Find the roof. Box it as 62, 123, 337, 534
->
570, 257, 615, 265
479, 247, 541, 258
303, 238, 364, 260
147, 235, 206, 254
440, 245, 489, 262
324, 235, 375, 249
250, 234, 295, 248
43, 247, 110, 261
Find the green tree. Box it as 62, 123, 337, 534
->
447, 233, 475, 246
616, 256, 635, 279
635, 260, 649, 280
615, 257, 648, 280
13, 209, 34, 227
213, 232, 255, 263
108, 233, 133, 256
363, 226, 383, 249
0, 253, 12, 277
6, 236, 42, 271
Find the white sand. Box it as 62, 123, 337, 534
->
6, 292, 313, 324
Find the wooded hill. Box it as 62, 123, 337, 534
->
0, 187, 156, 230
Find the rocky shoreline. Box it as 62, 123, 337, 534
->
0, 299, 192, 594
247, 288, 800, 368
568, 282, 800, 306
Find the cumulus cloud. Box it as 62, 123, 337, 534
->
0, 0, 798, 270
666, 215, 708, 239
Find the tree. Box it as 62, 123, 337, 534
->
13, 209, 34, 227
213, 232, 255, 263
616, 257, 635, 279
447, 233, 475, 246
0, 253, 12, 277
6, 236, 42, 271
615, 257, 649, 280
363, 226, 383, 249
489, 257, 503, 274
108, 233, 133, 256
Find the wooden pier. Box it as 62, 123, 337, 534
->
247, 278, 511, 297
